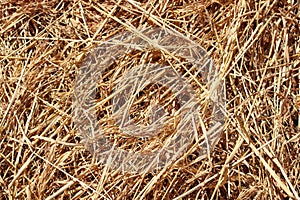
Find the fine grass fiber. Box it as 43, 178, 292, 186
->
1, 0, 300, 199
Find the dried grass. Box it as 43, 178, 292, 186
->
0, 0, 300, 199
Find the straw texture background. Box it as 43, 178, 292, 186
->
0, 0, 300, 199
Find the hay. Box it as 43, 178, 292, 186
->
0, 0, 299, 199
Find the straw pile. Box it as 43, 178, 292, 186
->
1, 0, 299, 199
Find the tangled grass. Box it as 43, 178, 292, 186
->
0, 0, 300, 199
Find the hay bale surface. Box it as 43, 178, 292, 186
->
0, 0, 299, 199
